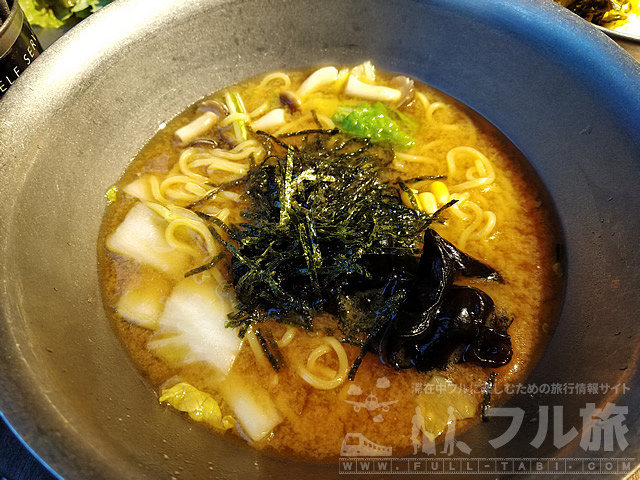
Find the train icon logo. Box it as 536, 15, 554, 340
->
340, 433, 393, 457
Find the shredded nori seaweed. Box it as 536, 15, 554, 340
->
187, 126, 511, 378
184, 251, 226, 278
254, 328, 286, 371
189, 127, 441, 361
481, 372, 498, 422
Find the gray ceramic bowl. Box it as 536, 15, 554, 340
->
1, 0, 639, 478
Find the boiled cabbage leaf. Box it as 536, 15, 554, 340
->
159, 382, 235, 431
218, 373, 283, 442
105, 203, 191, 276
147, 275, 242, 375
115, 276, 172, 330
416, 375, 478, 441
333, 102, 416, 149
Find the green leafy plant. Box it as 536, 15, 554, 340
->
19, 0, 112, 29
558, 0, 631, 24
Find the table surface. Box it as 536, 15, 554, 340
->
1, 18, 639, 480
618, 37, 640, 61
0, 418, 57, 480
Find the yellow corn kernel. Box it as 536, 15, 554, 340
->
418, 191, 438, 214
430, 181, 450, 205
400, 188, 421, 210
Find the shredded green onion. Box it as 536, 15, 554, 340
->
224, 92, 248, 143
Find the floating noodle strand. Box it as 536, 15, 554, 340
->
215, 139, 262, 160
160, 175, 209, 198
473, 158, 488, 178
445, 191, 496, 247
297, 337, 349, 390
307, 345, 338, 378
221, 191, 241, 202
147, 175, 169, 204
422, 139, 449, 153
178, 148, 211, 181
392, 153, 441, 173
396, 146, 497, 247
145, 202, 219, 258
475, 210, 497, 240
257, 72, 291, 90
395, 152, 439, 165
219, 112, 251, 128
164, 219, 207, 256
169, 206, 222, 255
248, 102, 269, 118
447, 192, 471, 220
274, 113, 324, 136
184, 183, 208, 197
203, 158, 249, 175
314, 113, 335, 129
216, 207, 231, 224
447, 146, 496, 192
277, 325, 297, 348
456, 200, 484, 249
186, 141, 263, 170
426, 102, 460, 131
147, 175, 182, 205
415, 90, 432, 110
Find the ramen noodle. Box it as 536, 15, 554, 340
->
98, 63, 562, 460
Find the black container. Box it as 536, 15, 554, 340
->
0, 0, 42, 99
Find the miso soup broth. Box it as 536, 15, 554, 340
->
98, 63, 562, 460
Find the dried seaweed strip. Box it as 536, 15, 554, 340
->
277, 128, 339, 139
481, 372, 498, 422
184, 252, 226, 277
194, 127, 441, 366
254, 328, 286, 371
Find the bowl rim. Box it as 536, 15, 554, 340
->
1, 0, 639, 478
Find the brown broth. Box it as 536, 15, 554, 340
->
98, 66, 563, 461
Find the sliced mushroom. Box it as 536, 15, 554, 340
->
390, 75, 415, 108
219, 128, 239, 147
296, 66, 339, 98
189, 138, 219, 149
251, 108, 287, 132
197, 100, 229, 117
279, 90, 302, 112
350, 61, 376, 82
175, 111, 218, 146
343, 75, 402, 103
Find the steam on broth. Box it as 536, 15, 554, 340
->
99, 63, 561, 459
